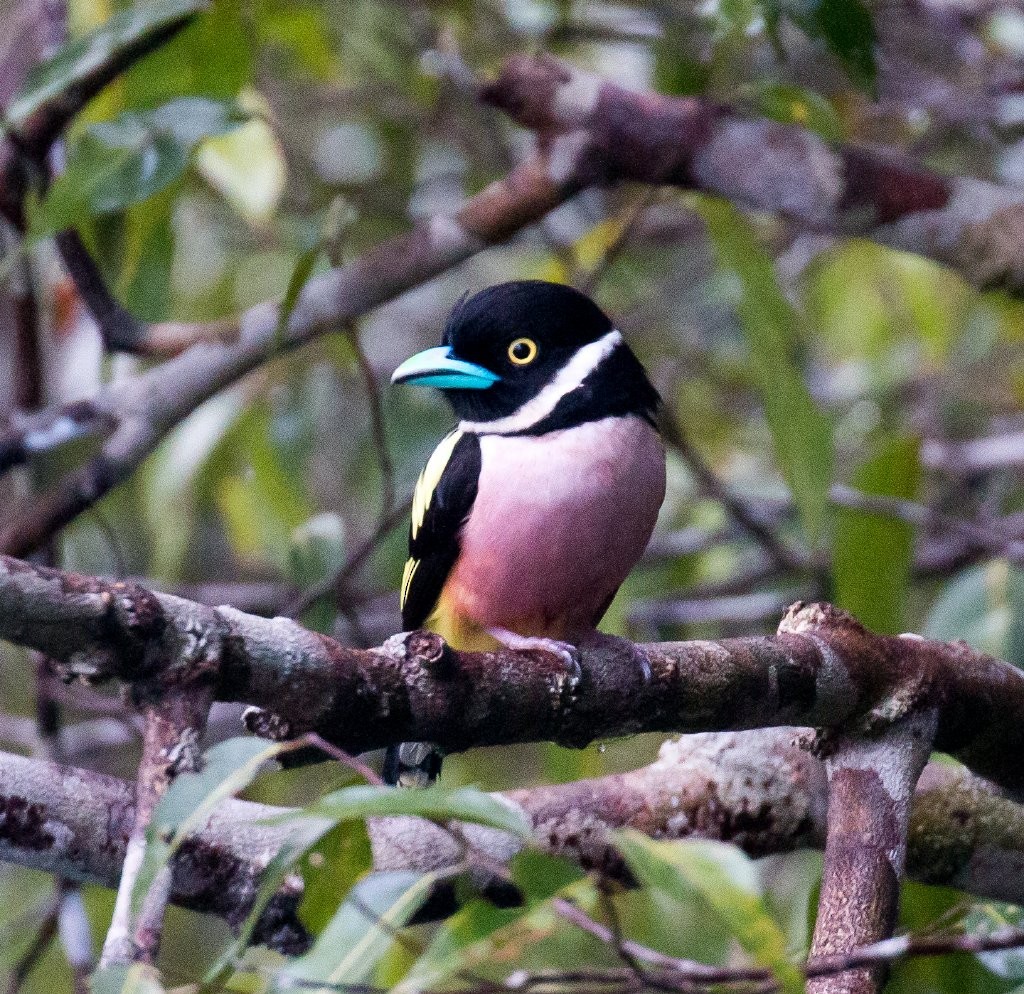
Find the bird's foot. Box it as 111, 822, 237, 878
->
578, 631, 652, 685
487, 627, 582, 680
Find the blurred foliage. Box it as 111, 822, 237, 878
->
4, 0, 1024, 989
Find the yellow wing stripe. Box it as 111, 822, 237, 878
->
400, 557, 420, 610
411, 429, 463, 541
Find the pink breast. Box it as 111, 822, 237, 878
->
448, 417, 665, 640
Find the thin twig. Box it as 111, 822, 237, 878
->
345, 328, 396, 528
596, 884, 702, 994
5, 896, 59, 994
551, 898, 764, 985
283, 497, 411, 618
53, 230, 148, 354
830, 483, 1024, 564
660, 410, 808, 574
303, 732, 384, 786
578, 189, 660, 295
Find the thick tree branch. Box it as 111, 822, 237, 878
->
1, 734, 1024, 940
99, 686, 213, 967
482, 54, 1024, 292
0, 556, 1021, 792
807, 711, 938, 994
0, 748, 307, 952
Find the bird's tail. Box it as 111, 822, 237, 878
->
383, 741, 444, 787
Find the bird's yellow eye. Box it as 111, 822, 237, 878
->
508, 337, 538, 366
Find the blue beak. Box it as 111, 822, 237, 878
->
391, 346, 501, 390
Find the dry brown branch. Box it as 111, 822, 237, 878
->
482, 54, 1024, 292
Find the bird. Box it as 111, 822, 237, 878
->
385, 280, 666, 786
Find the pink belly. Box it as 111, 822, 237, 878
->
447, 417, 665, 640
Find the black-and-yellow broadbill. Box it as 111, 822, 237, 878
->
386, 280, 666, 785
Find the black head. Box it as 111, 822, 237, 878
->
393, 280, 660, 434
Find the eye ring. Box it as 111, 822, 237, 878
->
507, 337, 538, 366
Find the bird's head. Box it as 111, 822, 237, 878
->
391, 280, 659, 433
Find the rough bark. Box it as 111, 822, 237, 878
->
482, 54, 1024, 291
100, 687, 213, 967
1, 733, 1023, 936
807, 711, 938, 994
0, 749, 307, 952
0, 557, 1019, 791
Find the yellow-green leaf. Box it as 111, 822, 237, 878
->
617, 832, 803, 994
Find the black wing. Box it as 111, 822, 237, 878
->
400, 430, 482, 630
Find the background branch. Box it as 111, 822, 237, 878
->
2, 732, 1024, 934
7, 46, 1024, 562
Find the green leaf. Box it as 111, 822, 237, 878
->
833, 434, 921, 634
215, 400, 316, 569
925, 561, 1024, 665
746, 82, 843, 142
967, 903, 1024, 980
274, 245, 322, 348
771, 0, 877, 92
119, 0, 252, 105
285, 784, 534, 840
889, 883, 1009, 994
694, 196, 834, 548
5, 0, 207, 127
131, 737, 297, 926
298, 820, 374, 935
389, 854, 585, 993
510, 850, 585, 904
279, 871, 434, 988
153, 737, 283, 834
811, 0, 877, 93
289, 513, 346, 586
652, 24, 709, 96
289, 512, 347, 633
205, 815, 337, 987
398, 876, 601, 994
259, 4, 340, 80
112, 186, 177, 320
30, 98, 244, 234
399, 899, 525, 991
617, 832, 803, 994
88, 963, 165, 994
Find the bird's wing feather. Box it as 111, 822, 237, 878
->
400, 429, 481, 630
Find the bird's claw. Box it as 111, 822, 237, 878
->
488, 628, 582, 680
